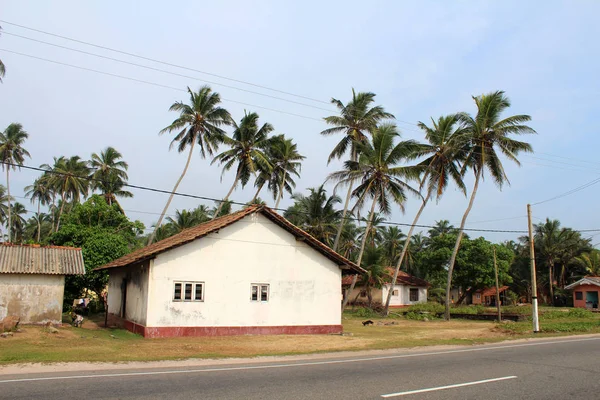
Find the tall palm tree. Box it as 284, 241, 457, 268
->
24, 176, 53, 242
212, 112, 273, 217
148, 86, 232, 244
357, 212, 386, 247
328, 124, 420, 309
321, 89, 394, 251
166, 209, 204, 233
0, 123, 30, 242
250, 134, 304, 208
0, 184, 9, 238
284, 185, 342, 245
428, 219, 457, 238
90, 146, 132, 210
9, 202, 27, 243
271, 135, 305, 209
381, 226, 406, 266
444, 91, 535, 320
51, 156, 90, 231
356, 246, 386, 308
573, 250, 600, 277
383, 115, 468, 314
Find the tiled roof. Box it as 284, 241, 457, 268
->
479, 286, 509, 297
0, 244, 85, 275
565, 276, 600, 290
341, 268, 430, 287
95, 205, 364, 273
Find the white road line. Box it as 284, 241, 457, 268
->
0, 336, 598, 384
380, 376, 518, 397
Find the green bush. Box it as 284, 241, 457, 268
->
406, 302, 444, 314
354, 307, 378, 318
567, 308, 595, 318
451, 305, 486, 315
405, 311, 433, 321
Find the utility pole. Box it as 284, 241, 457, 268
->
493, 247, 501, 323
527, 204, 540, 333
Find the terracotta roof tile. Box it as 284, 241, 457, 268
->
95, 205, 364, 274
478, 286, 509, 297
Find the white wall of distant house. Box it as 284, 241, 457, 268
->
144, 213, 342, 328
347, 284, 427, 306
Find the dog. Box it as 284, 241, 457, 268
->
362, 320, 374, 326
71, 312, 84, 328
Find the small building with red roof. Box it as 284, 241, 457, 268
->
342, 267, 430, 307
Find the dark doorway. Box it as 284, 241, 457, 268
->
121, 279, 128, 318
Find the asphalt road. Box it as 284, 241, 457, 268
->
1, 336, 600, 399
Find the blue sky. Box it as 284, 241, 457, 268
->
0, 1, 599, 243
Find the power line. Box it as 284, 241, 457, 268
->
532, 176, 600, 206
2, 31, 336, 113
0, 19, 331, 105
0, 160, 530, 234
0, 48, 324, 122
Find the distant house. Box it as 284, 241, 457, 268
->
0, 244, 85, 324
343, 268, 429, 307
472, 286, 509, 306
95, 205, 363, 338
565, 276, 600, 309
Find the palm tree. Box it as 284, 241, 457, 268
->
0, 184, 9, 238
24, 177, 53, 242
383, 114, 468, 314
381, 226, 406, 266
284, 185, 342, 244
9, 202, 27, 243
0, 123, 30, 242
338, 222, 361, 260
166, 209, 203, 233
191, 205, 212, 223
444, 91, 535, 320
90, 147, 132, 210
321, 89, 394, 251
148, 86, 232, 244
428, 220, 457, 238
573, 250, 600, 277
212, 112, 273, 217
328, 124, 420, 309
211, 199, 232, 218
270, 135, 305, 209
356, 246, 386, 308
357, 212, 386, 247
51, 156, 90, 231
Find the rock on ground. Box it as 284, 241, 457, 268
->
1, 315, 20, 332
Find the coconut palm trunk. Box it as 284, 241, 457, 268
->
333, 150, 357, 252
383, 191, 432, 315
148, 141, 196, 245
274, 170, 287, 209
251, 182, 265, 203
444, 169, 482, 320
341, 191, 378, 310
36, 199, 41, 243
6, 168, 10, 242
56, 192, 67, 232
214, 168, 242, 219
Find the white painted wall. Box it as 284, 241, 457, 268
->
347, 284, 427, 306
0, 274, 65, 324
146, 213, 342, 328
107, 262, 150, 325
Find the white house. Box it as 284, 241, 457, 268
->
0, 244, 85, 324
96, 205, 363, 338
343, 268, 429, 307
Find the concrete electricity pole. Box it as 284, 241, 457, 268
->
527, 204, 540, 333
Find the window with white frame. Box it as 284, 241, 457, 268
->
409, 288, 419, 302
392, 289, 399, 296
251, 284, 269, 302
173, 282, 204, 302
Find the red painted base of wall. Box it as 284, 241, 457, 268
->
109, 315, 342, 338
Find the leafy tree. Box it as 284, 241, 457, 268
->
0, 123, 30, 242
212, 112, 273, 217
321, 89, 394, 251
444, 91, 535, 320
149, 86, 232, 244
49, 195, 144, 306
573, 250, 600, 277
90, 146, 132, 210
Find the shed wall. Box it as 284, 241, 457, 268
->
0, 273, 65, 324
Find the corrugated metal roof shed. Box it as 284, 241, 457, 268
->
0, 244, 85, 275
